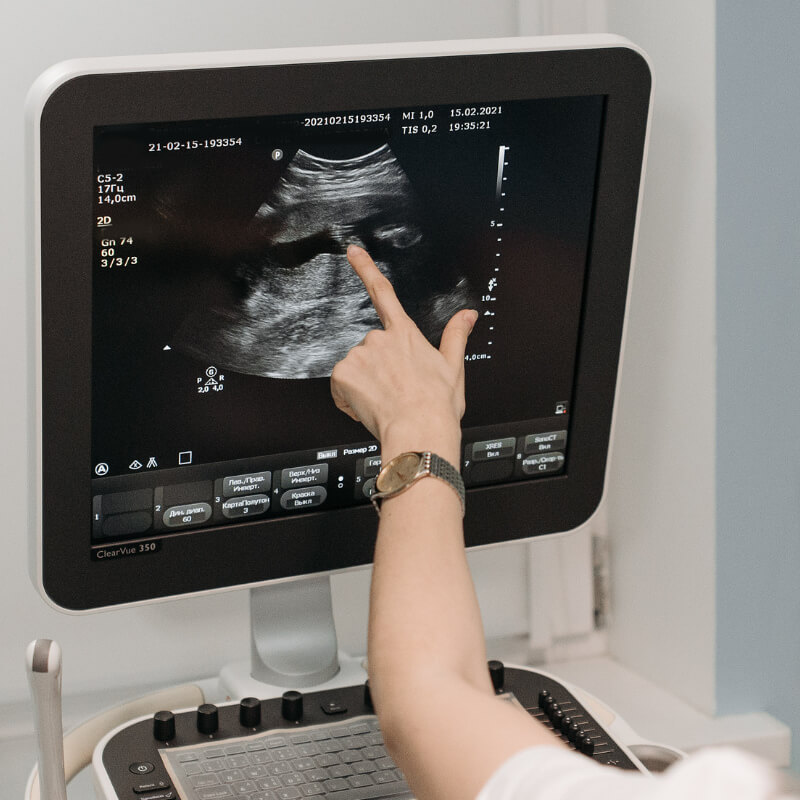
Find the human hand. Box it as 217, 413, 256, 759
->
330, 245, 478, 465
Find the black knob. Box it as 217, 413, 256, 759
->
487, 660, 505, 693
538, 689, 551, 709
545, 701, 560, 719
153, 710, 175, 742
364, 681, 373, 710
281, 691, 303, 722
239, 697, 261, 728
567, 721, 582, 742
550, 709, 564, 730
559, 715, 573, 732
579, 736, 595, 756
197, 703, 219, 735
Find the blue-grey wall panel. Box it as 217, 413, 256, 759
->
717, 0, 800, 767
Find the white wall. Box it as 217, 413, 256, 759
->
602, 1, 718, 714
0, 0, 522, 706
518, 0, 719, 713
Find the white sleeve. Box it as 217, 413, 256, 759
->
475, 746, 787, 800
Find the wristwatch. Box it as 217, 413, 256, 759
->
370, 451, 465, 516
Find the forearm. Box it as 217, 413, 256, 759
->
367, 426, 494, 718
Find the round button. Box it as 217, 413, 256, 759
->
281, 690, 303, 722
153, 710, 175, 742
197, 703, 219, 735
239, 697, 261, 728
487, 660, 505, 693
545, 701, 560, 719
538, 690, 551, 709
129, 762, 154, 775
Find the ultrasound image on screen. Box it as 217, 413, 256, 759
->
92, 96, 605, 474
172, 144, 470, 378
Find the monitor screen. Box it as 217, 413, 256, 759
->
31, 40, 651, 609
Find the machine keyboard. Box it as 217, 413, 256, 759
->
162, 717, 412, 800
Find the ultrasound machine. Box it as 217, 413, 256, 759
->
24, 35, 665, 800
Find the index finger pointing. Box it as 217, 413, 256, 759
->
347, 244, 408, 328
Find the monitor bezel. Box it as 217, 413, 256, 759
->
30, 37, 651, 611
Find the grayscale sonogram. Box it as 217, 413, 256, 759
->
174, 144, 472, 379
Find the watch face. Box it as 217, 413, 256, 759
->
377, 452, 423, 494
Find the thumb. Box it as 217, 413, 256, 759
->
439, 309, 478, 370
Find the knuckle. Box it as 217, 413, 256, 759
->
363, 328, 382, 346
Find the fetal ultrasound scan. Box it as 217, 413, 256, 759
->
91, 95, 603, 469
173, 145, 471, 378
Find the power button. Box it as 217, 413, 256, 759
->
129, 762, 155, 775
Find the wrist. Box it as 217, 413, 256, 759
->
379, 419, 462, 468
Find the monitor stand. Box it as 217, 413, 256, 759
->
219, 575, 367, 700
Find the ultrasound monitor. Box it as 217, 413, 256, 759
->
28, 37, 650, 686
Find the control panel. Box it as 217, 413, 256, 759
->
96, 664, 642, 800
91, 420, 568, 547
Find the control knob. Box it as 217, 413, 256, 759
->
281, 691, 303, 722
487, 660, 505, 693
153, 710, 175, 742
197, 704, 219, 735
239, 697, 261, 728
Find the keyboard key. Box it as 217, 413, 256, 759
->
204, 749, 226, 759
267, 738, 288, 749
347, 735, 368, 748
348, 775, 374, 788
246, 742, 267, 752
290, 758, 316, 772
323, 778, 350, 792
318, 741, 342, 754
300, 783, 325, 796
303, 769, 329, 783
274, 748, 297, 761
375, 757, 395, 770
310, 731, 330, 741
232, 780, 258, 795
183, 763, 203, 776
352, 762, 376, 774
290, 734, 311, 744
225, 745, 247, 755
191, 774, 221, 789
340, 750, 361, 764
244, 766, 268, 779
365, 733, 384, 746
349, 724, 371, 736
363, 746, 387, 760
295, 744, 320, 757
178, 753, 200, 763
227, 755, 250, 769
257, 777, 283, 790
251, 752, 273, 765
203, 761, 227, 773
196, 788, 234, 800
374, 770, 398, 784
267, 763, 291, 776
281, 773, 304, 786
276, 789, 301, 800
314, 754, 338, 768
329, 765, 355, 778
